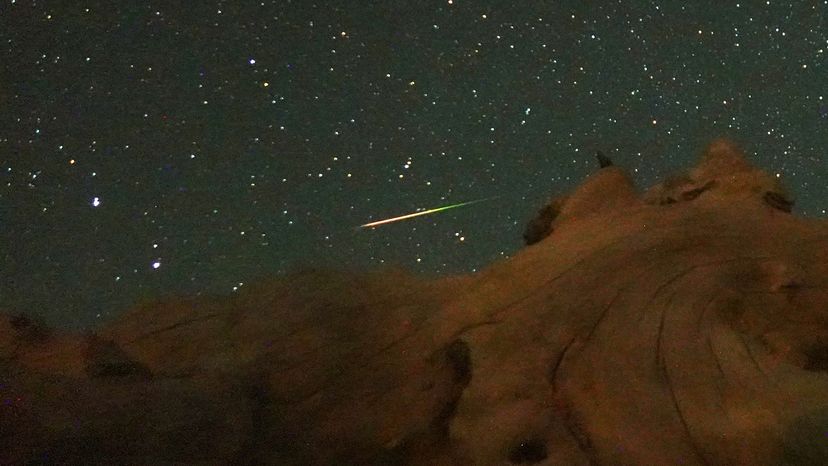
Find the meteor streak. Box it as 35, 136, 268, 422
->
358, 196, 499, 229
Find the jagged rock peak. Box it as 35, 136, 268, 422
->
526, 139, 796, 246
556, 166, 640, 221
523, 165, 640, 246
695, 137, 754, 177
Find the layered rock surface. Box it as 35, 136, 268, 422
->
2, 140, 827, 465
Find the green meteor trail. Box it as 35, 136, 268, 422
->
359, 196, 499, 229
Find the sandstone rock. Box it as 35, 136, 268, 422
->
764, 190, 794, 212
524, 165, 638, 245
643, 138, 791, 209
2, 139, 827, 464
524, 196, 567, 245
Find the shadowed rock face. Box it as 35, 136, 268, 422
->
524, 196, 567, 245
2, 139, 828, 465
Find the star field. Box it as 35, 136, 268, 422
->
3, 1, 828, 329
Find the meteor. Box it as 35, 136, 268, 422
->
358, 196, 499, 229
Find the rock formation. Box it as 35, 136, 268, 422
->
595, 150, 614, 168
523, 196, 567, 246
2, 139, 827, 465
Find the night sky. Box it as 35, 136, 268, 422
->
3, 1, 828, 330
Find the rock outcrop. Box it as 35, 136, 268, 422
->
2, 140, 827, 465
642, 138, 794, 210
